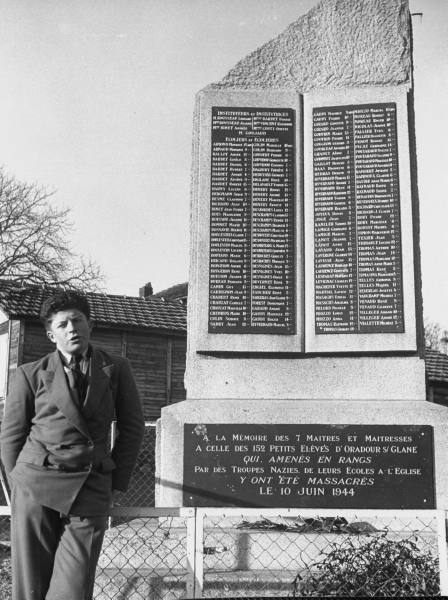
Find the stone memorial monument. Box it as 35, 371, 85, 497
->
156, 0, 448, 515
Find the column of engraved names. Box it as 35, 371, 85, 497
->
313, 103, 404, 334
209, 107, 295, 334
314, 108, 357, 333
209, 109, 251, 331
251, 110, 295, 332
355, 105, 404, 332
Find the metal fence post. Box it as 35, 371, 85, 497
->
194, 508, 204, 598
0, 465, 10, 507
185, 508, 197, 598
438, 510, 448, 595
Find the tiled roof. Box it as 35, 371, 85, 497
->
0, 281, 186, 334
425, 348, 448, 384
3, 281, 447, 369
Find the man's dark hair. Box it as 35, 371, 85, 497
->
40, 290, 91, 328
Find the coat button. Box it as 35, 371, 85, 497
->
87, 441, 94, 447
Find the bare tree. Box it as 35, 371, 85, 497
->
424, 317, 448, 351
0, 167, 104, 290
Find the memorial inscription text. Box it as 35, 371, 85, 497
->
209, 107, 295, 334
184, 424, 434, 508
313, 103, 404, 334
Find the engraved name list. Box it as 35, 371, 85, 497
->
313, 103, 404, 334
209, 107, 295, 334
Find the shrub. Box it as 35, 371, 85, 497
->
0, 558, 11, 598
293, 532, 440, 597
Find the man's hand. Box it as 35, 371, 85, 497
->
111, 490, 124, 506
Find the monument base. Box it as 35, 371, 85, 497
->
185, 355, 426, 401
156, 399, 448, 509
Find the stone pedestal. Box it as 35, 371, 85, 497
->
157, 400, 448, 510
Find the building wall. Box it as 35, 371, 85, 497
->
125, 330, 187, 420
171, 338, 188, 403
21, 320, 54, 364
8, 320, 24, 389
0, 323, 8, 412
427, 383, 448, 407
14, 320, 187, 421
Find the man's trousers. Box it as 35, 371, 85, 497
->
11, 485, 107, 600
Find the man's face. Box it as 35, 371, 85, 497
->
46, 308, 92, 356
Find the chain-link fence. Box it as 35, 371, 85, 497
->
0, 506, 11, 599
0, 507, 447, 598
196, 508, 447, 598
113, 422, 157, 508
0, 461, 10, 599
96, 507, 196, 600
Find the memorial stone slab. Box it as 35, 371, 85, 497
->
304, 86, 417, 353
190, 89, 304, 354
157, 0, 440, 521
184, 424, 434, 509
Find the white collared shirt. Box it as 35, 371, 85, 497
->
59, 347, 91, 377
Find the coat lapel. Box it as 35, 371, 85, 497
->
39, 351, 91, 438
82, 348, 114, 418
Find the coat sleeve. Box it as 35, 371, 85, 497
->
0, 367, 36, 478
111, 358, 145, 491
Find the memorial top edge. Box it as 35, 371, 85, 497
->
197, 82, 411, 100
215, 0, 410, 92
196, 85, 301, 105
303, 83, 411, 105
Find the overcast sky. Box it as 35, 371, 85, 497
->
0, 0, 447, 328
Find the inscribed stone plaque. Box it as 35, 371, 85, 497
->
313, 103, 404, 334
209, 107, 295, 334
183, 424, 434, 508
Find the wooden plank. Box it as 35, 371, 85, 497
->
166, 339, 172, 405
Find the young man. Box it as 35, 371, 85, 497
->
0, 291, 145, 600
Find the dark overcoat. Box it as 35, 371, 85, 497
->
0, 347, 145, 515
